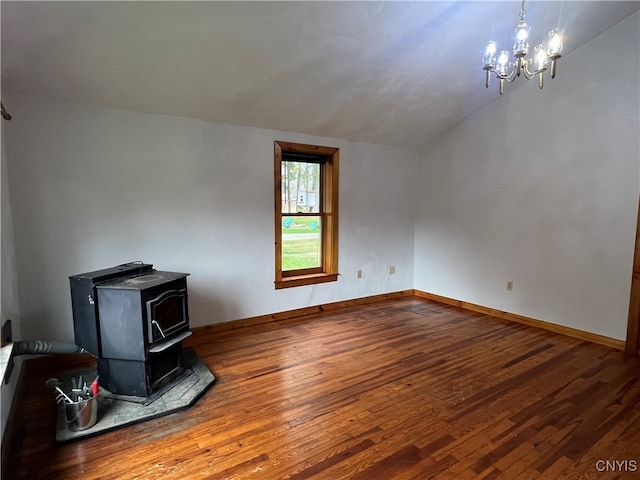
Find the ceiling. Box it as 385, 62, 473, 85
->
2, 1, 638, 149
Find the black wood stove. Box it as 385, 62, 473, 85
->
70, 263, 192, 399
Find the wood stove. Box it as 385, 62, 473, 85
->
70, 263, 192, 399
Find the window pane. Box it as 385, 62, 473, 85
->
281, 216, 322, 271
281, 161, 321, 214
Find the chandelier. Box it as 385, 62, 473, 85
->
482, 0, 564, 94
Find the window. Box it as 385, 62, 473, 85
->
274, 141, 339, 289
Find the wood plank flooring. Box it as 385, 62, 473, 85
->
4, 297, 640, 479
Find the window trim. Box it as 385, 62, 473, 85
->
274, 141, 339, 289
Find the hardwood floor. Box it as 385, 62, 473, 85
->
4, 297, 640, 479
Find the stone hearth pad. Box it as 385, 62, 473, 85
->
55, 348, 215, 442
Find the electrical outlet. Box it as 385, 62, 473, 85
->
389, 266, 396, 275
507, 281, 514, 291
357, 269, 362, 279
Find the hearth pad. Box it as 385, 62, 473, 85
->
55, 348, 215, 442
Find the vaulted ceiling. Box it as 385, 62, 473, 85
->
2, 1, 638, 149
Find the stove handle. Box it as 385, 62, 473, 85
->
151, 320, 166, 339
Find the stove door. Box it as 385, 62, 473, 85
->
146, 288, 189, 344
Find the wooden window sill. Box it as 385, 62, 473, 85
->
275, 273, 338, 289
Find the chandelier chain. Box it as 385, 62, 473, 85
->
519, 0, 527, 22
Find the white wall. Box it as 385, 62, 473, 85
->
3, 97, 417, 342
414, 12, 640, 340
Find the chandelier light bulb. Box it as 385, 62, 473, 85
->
483, 41, 497, 68
497, 51, 510, 76
547, 28, 564, 58
535, 44, 548, 70
514, 22, 530, 57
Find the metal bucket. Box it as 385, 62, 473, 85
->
65, 395, 98, 431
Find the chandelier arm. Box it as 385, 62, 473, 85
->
522, 60, 546, 80
502, 68, 519, 83
494, 66, 518, 82
514, 58, 521, 77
